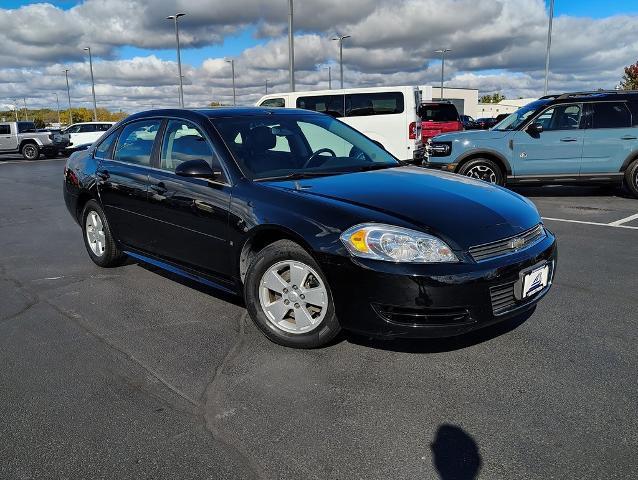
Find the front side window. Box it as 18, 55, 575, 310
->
493, 99, 551, 131
94, 129, 119, 159
296, 95, 344, 118
535, 104, 582, 131
78, 124, 97, 133
113, 120, 161, 166
627, 101, 638, 127
591, 102, 632, 129
160, 120, 222, 173
260, 98, 285, 108
346, 92, 404, 117
212, 113, 399, 180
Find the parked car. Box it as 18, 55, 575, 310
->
256, 86, 425, 164
475, 117, 498, 129
424, 91, 638, 197
64, 107, 556, 348
460, 115, 479, 130
419, 101, 463, 141
62, 122, 115, 152
0, 121, 69, 159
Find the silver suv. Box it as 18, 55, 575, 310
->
0, 121, 70, 160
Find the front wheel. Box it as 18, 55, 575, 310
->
244, 240, 341, 348
21, 143, 40, 160
81, 200, 126, 267
624, 159, 638, 198
457, 158, 504, 186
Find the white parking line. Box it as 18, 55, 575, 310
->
542, 217, 638, 230
608, 213, 638, 226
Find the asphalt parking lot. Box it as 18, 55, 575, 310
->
1, 157, 636, 479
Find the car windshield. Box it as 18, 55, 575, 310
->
492, 99, 551, 130
419, 103, 458, 122
211, 113, 400, 180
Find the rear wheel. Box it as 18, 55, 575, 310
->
458, 158, 504, 186
244, 240, 341, 348
624, 159, 638, 198
21, 143, 40, 160
81, 200, 125, 267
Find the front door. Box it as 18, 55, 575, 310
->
96, 119, 161, 251
145, 119, 232, 280
512, 103, 584, 177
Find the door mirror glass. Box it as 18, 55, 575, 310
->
175, 159, 216, 179
527, 123, 543, 135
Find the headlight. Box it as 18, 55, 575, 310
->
340, 223, 457, 263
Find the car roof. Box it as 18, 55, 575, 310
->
541, 90, 638, 103
123, 107, 323, 123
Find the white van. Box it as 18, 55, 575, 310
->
62, 122, 116, 151
256, 86, 430, 163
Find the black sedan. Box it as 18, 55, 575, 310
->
63, 108, 557, 348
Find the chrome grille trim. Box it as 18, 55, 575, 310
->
469, 224, 546, 262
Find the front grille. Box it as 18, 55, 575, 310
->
373, 304, 471, 326
489, 283, 517, 315
469, 224, 546, 262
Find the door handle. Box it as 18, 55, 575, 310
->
560, 137, 577, 142
151, 182, 167, 194
96, 169, 109, 180
620, 135, 637, 140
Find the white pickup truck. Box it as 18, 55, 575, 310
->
0, 121, 70, 160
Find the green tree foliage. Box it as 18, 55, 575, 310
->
619, 60, 638, 90
0, 107, 128, 125
479, 93, 506, 104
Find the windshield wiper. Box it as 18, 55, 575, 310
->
353, 163, 401, 172
254, 171, 344, 182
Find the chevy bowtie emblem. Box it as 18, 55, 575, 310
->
509, 237, 525, 249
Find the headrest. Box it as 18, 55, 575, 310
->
247, 126, 276, 151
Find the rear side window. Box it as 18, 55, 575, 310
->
260, 98, 285, 108
346, 92, 404, 117
114, 120, 161, 166
297, 95, 344, 118
624, 101, 638, 127
0, 125, 10, 135
94, 129, 119, 159
419, 103, 459, 122
78, 124, 97, 133
591, 102, 631, 129
97, 124, 112, 131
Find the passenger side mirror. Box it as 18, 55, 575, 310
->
526, 123, 543, 136
175, 159, 216, 179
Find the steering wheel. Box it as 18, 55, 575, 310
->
303, 148, 336, 168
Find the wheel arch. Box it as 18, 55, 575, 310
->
238, 225, 316, 284
19, 139, 40, 150
620, 151, 638, 172
75, 190, 100, 223
454, 150, 512, 176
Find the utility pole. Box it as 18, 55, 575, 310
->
332, 35, 351, 89
225, 59, 236, 106
12, 99, 18, 121
543, 0, 555, 95
265, 79, 268, 94
55, 93, 61, 125
434, 48, 451, 100
64, 69, 73, 125
327, 66, 332, 89
288, 0, 295, 92
84, 47, 98, 121
23, 98, 28, 121
167, 13, 186, 107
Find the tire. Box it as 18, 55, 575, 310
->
624, 159, 638, 198
457, 158, 504, 186
81, 200, 126, 267
244, 240, 341, 348
21, 143, 40, 161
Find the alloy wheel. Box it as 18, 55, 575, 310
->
466, 164, 497, 183
23, 145, 38, 160
258, 260, 328, 334
85, 210, 106, 257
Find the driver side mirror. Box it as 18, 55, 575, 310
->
526, 123, 543, 136
175, 159, 216, 179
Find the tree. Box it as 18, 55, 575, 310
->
33, 117, 45, 129
620, 60, 638, 90
479, 93, 506, 104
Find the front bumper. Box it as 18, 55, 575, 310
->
422, 161, 458, 172
321, 231, 557, 338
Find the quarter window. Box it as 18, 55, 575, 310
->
591, 102, 632, 129
114, 120, 161, 166
160, 120, 222, 173
535, 104, 582, 131
94, 129, 119, 159
260, 98, 285, 108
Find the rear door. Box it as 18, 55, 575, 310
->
145, 118, 232, 280
0, 124, 17, 150
96, 119, 161, 251
581, 101, 636, 174
512, 103, 584, 176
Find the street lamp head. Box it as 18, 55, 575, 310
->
167, 12, 186, 20
83, 47, 90, 51
434, 48, 452, 54
332, 34, 351, 41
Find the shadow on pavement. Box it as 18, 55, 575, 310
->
345, 307, 534, 353
431, 424, 482, 480
512, 184, 630, 198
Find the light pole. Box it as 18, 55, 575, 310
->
225, 59, 236, 106
64, 69, 73, 125
332, 35, 350, 89
23, 98, 28, 122
543, 0, 555, 95
84, 47, 98, 121
265, 79, 269, 94
288, 0, 295, 92
55, 93, 61, 125
12, 99, 18, 121
434, 48, 451, 100
166, 12, 186, 108
326, 66, 332, 89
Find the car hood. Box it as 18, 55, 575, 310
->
264, 166, 540, 250
433, 129, 510, 142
